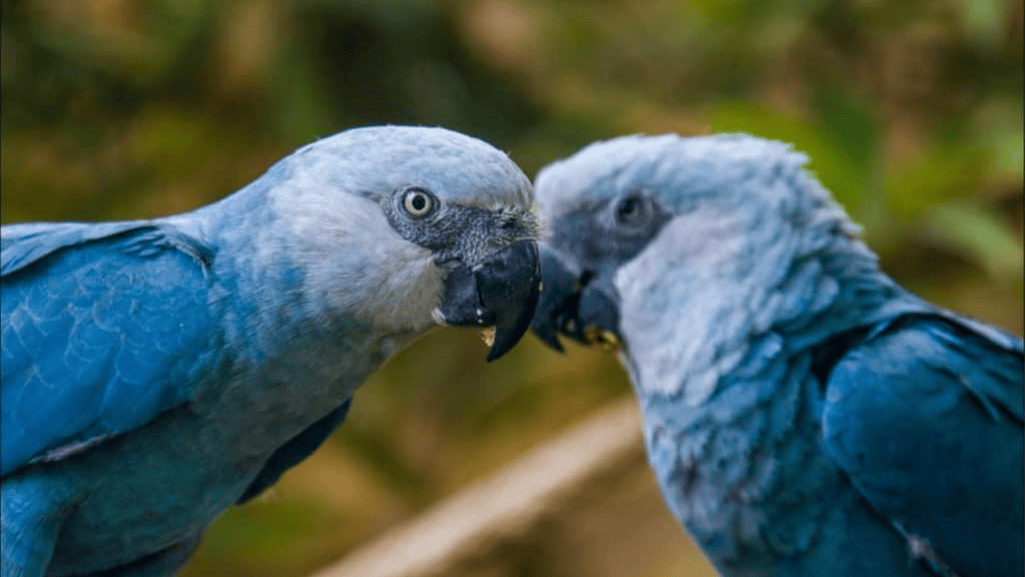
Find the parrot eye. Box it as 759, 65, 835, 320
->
402, 188, 437, 218
615, 193, 648, 226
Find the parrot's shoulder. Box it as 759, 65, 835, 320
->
2, 220, 213, 278
833, 311, 1023, 423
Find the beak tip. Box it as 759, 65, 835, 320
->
485, 339, 514, 362
531, 324, 565, 352
485, 302, 537, 362
477, 239, 541, 362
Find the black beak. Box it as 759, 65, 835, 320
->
530, 244, 578, 351
438, 239, 541, 362
530, 243, 622, 352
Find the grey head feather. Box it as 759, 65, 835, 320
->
290, 125, 535, 212
537, 133, 853, 237
167, 125, 539, 334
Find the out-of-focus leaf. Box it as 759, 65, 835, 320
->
813, 89, 878, 175
689, 0, 747, 25
995, 131, 1025, 178
953, 0, 1007, 50
885, 145, 989, 218
920, 201, 1024, 280
187, 496, 345, 576
269, 42, 346, 145
968, 98, 1025, 180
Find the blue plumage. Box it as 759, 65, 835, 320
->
1, 126, 540, 576
531, 133, 1023, 576
823, 314, 1022, 577
2, 224, 216, 477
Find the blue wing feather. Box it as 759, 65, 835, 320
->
3, 222, 147, 275
1, 222, 216, 477
822, 313, 1024, 577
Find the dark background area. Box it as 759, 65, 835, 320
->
2, 1, 1021, 575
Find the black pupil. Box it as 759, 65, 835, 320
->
411, 194, 427, 211
618, 197, 639, 220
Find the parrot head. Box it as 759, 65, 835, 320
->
253, 125, 542, 361
529, 133, 865, 366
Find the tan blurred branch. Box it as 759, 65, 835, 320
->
308, 397, 645, 577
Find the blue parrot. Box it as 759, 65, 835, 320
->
530, 134, 1023, 577
1, 125, 541, 577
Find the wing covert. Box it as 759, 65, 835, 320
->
1, 222, 217, 476
821, 314, 1024, 577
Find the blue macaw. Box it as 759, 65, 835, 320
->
1, 125, 541, 577
530, 134, 1023, 576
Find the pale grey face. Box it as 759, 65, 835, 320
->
529, 133, 859, 360
371, 182, 542, 361
270, 125, 543, 361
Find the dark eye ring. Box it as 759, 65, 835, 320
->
402, 188, 436, 217
615, 194, 647, 225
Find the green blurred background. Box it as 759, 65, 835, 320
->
2, 1, 1021, 575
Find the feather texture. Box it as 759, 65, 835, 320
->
534, 133, 1024, 576
1, 126, 537, 576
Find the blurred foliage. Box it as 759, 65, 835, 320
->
1, 0, 1021, 576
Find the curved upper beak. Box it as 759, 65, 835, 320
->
530, 243, 622, 353
438, 239, 541, 362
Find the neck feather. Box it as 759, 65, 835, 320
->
619, 220, 923, 406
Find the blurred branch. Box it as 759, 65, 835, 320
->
308, 397, 644, 577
